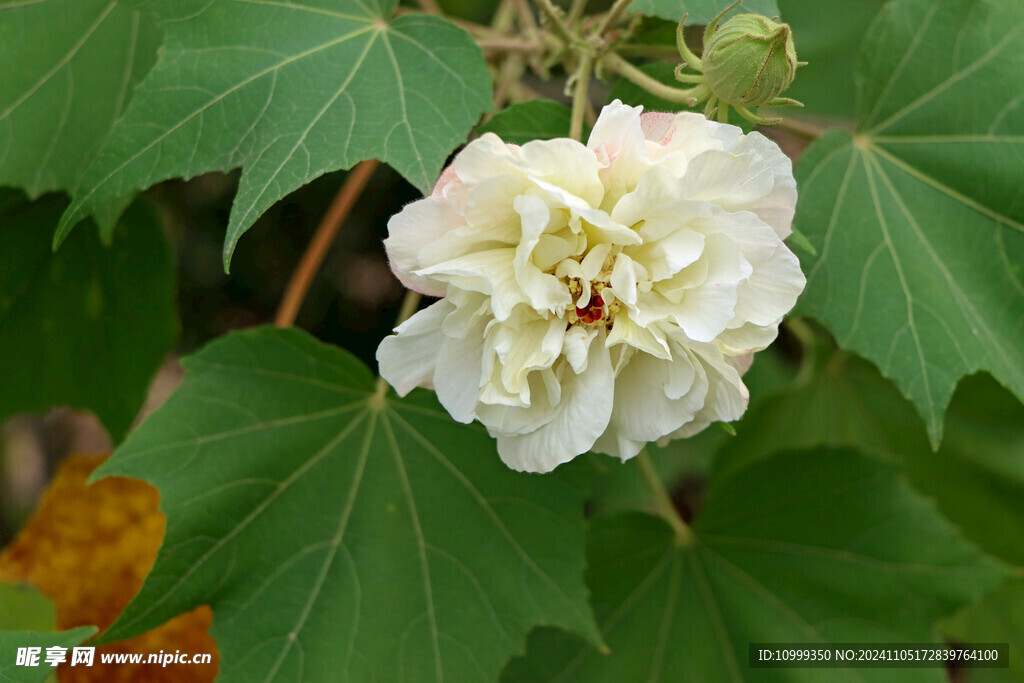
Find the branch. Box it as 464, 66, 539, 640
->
274, 159, 380, 327
569, 52, 594, 141
533, 0, 576, 45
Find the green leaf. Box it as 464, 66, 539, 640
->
477, 100, 572, 145
793, 0, 1024, 445
0, 194, 177, 441
632, 0, 780, 24
776, 0, 886, 118
0, 625, 96, 683
504, 448, 1006, 682
0, 583, 56, 633
721, 340, 1024, 568
941, 578, 1024, 677
56, 1, 492, 268
0, 0, 160, 206
94, 326, 600, 681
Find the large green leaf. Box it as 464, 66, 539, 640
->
93, 326, 600, 681
0, 0, 159, 204
720, 338, 1024, 568
0, 194, 177, 440
793, 0, 1024, 445
631, 0, 780, 24
503, 448, 1006, 682
56, 0, 492, 267
776, 0, 886, 118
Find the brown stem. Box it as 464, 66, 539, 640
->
274, 159, 380, 327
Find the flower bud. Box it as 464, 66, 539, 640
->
701, 13, 798, 108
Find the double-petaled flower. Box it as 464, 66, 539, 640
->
378, 100, 805, 473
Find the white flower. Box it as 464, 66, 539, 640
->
378, 100, 805, 473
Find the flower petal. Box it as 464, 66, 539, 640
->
494, 335, 614, 472
376, 300, 452, 395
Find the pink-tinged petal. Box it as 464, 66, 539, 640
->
638, 111, 677, 145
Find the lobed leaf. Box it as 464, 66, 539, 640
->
504, 448, 1007, 682
0, 0, 159, 218
793, 0, 1024, 445
94, 326, 600, 682
55, 0, 492, 268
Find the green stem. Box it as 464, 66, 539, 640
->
533, 0, 576, 46
373, 290, 422, 403
593, 0, 635, 38
601, 52, 698, 106
569, 52, 594, 141
775, 116, 826, 140
636, 450, 694, 546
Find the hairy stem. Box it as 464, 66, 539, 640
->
569, 52, 594, 141
601, 52, 698, 105
274, 159, 379, 327
636, 450, 695, 546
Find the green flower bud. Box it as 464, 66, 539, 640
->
701, 13, 798, 108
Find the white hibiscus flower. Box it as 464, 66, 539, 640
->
377, 100, 805, 473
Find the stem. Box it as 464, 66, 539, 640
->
478, 37, 540, 53
415, 0, 441, 14
533, 0, 576, 46
636, 450, 694, 546
616, 43, 681, 58
569, 52, 594, 141
601, 52, 698, 106
567, 0, 589, 25
594, 0, 635, 38
274, 159, 379, 327
775, 117, 826, 140
373, 290, 423, 401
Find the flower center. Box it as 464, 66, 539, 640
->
575, 293, 605, 325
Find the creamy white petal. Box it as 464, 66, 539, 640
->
434, 317, 487, 423
416, 248, 525, 321
376, 300, 452, 395
495, 335, 614, 473
519, 137, 605, 207
384, 197, 463, 297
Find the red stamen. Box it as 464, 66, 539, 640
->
575, 293, 605, 324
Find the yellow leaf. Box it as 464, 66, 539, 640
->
0, 454, 218, 682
